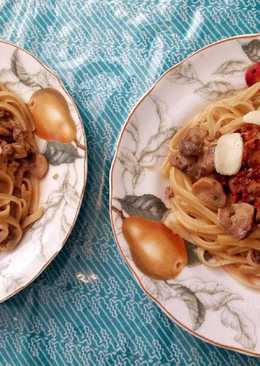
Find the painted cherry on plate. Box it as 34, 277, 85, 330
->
245, 63, 260, 86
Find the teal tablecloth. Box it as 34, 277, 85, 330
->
0, 1, 259, 365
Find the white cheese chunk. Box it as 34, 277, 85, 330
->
214, 133, 243, 176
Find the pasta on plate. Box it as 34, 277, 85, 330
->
0, 83, 48, 251
162, 82, 260, 289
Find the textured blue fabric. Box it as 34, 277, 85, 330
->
0, 1, 259, 365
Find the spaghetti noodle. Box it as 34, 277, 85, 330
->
0, 83, 48, 251
162, 82, 260, 289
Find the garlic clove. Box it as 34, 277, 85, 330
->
214, 133, 243, 176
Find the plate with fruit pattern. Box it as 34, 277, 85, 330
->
110, 34, 260, 356
0, 41, 87, 302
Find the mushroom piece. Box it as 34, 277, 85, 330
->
179, 127, 206, 157
218, 203, 255, 240
169, 152, 196, 172
170, 152, 200, 179
197, 145, 215, 177
192, 177, 226, 210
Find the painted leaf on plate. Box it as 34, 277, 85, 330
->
44, 141, 81, 165
63, 182, 80, 207
126, 123, 139, 145
4, 80, 35, 102
11, 49, 41, 88
242, 40, 260, 63
168, 62, 199, 84
31, 191, 64, 231
118, 194, 168, 221
45, 191, 64, 207
0, 68, 17, 83
149, 95, 170, 132
119, 148, 138, 176
180, 279, 241, 311
140, 275, 169, 302
195, 81, 235, 101
34, 69, 55, 89
173, 284, 205, 331
213, 60, 248, 75
198, 291, 240, 311
139, 127, 176, 162
221, 305, 256, 350
61, 212, 71, 233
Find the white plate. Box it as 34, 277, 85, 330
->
110, 34, 260, 356
0, 41, 87, 302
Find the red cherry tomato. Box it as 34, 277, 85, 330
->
245, 63, 260, 87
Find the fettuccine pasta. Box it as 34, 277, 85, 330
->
0, 83, 48, 251
162, 82, 260, 289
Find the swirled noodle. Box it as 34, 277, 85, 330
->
0, 84, 48, 251
163, 82, 260, 289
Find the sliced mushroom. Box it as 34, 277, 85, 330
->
170, 152, 200, 179
169, 152, 196, 172
218, 206, 231, 228
218, 203, 255, 240
197, 145, 215, 177
179, 127, 206, 157
192, 177, 226, 210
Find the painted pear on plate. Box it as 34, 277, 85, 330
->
122, 216, 187, 280
28, 88, 77, 144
